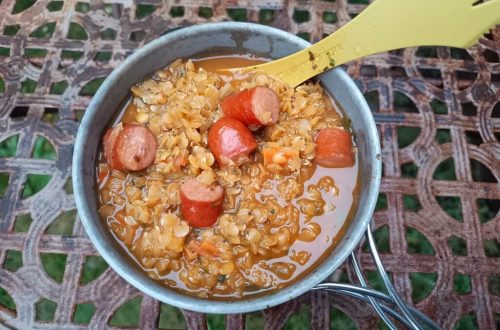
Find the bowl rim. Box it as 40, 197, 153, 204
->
73, 21, 381, 314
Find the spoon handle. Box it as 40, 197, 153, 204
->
250, 0, 500, 87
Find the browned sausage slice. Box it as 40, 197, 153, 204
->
208, 117, 257, 166
103, 124, 126, 171
315, 127, 355, 168
221, 87, 280, 129
113, 124, 157, 171
180, 178, 224, 228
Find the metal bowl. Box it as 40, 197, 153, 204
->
73, 22, 381, 314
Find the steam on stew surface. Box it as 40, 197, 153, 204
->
97, 56, 359, 299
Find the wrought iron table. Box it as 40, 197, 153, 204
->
0, 0, 499, 329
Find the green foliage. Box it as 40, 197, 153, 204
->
484, 239, 500, 258
401, 162, 418, 178
46, 210, 76, 235
159, 304, 186, 329
259, 9, 275, 25
21, 78, 37, 93
12, 0, 36, 14
80, 77, 105, 95
32, 136, 56, 160
4, 250, 23, 272
454, 274, 471, 295
394, 91, 418, 113
62, 50, 83, 60
293, 10, 310, 23
364, 225, 389, 253
73, 303, 95, 324
375, 193, 387, 211
407, 228, 435, 255
22, 174, 51, 198
410, 272, 437, 303
75, 2, 90, 13
41, 253, 67, 282
245, 313, 265, 329
109, 296, 142, 327
227, 9, 247, 21
433, 158, 457, 180
25, 48, 47, 57
323, 12, 338, 24
0, 172, 9, 197
199, 7, 213, 19
331, 308, 356, 329
0, 287, 16, 311
67, 22, 87, 40
437, 196, 463, 221
455, 312, 478, 330
36, 298, 57, 321
30, 22, 56, 38
448, 236, 467, 256
436, 129, 451, 144
81, 256, 108, 284
136, 4, 156, 19
47, 1, 63, 12
170, 6, 184, 17
366, 270, 390, 295
51, 81, 68, 94
284, 306, 311, 330
403, 195, 421, 211
3, 25, 20, 36
207, 314, 225, 330
431, 99, 447, 114
397, 126, 420, 148
14, 214, 33, 232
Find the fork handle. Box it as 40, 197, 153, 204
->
255, 0, 497, 86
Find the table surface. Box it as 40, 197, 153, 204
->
1, 0, 499, 329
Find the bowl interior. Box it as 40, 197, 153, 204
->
73, 22, 381, 314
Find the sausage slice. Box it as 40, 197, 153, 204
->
103, 124, 126, 171
221, 87, 280, 130
180, 178, 225, 228
315, 127, 355, 168
112, 124, 157, 171
208, 117, 257, 166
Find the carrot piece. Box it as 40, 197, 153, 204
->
174, 151, 188, 169
199, 240, 219, 257
185, 240, 219, 259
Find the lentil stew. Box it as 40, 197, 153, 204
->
96, 56, 360, 299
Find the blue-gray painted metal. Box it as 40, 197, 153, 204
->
73, 22, 381, 314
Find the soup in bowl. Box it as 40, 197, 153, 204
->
73, 22, 380, 313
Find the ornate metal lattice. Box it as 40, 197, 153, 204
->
0, 0, 499, 328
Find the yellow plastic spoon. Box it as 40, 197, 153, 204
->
245, 0, 500, 87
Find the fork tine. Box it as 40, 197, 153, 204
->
473, 0, 500, 10
473, 0, 500, 23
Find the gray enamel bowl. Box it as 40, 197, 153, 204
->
73, 22, 381, 314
